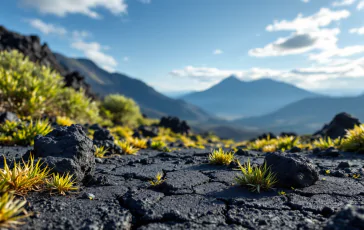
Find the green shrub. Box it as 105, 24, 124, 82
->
235, 159, 277, 193
101, 94, 143, 126
339, 125, 364, 152
0, 50, 100, 123
0, 120, 52, 146
208, 148, 235, 165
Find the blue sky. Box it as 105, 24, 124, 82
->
1, 0, 364, 95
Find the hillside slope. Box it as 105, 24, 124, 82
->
55, 54, 212, 121
181, 76, 319, 119
234, 95, 364, 134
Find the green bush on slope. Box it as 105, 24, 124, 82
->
0, 50, 100, 123
101, 94, 143, 127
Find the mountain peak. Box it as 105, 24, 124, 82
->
223, 75, 241, 82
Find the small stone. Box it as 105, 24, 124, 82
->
95, 158, 103, 164
337, 161, 350, 169
82, 193, 96, 200
265, 152, 319, 188
289, 146, 302, 153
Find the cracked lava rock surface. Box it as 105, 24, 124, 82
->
1, 146, 364, 230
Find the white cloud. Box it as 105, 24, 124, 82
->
213, 49, 223, 55
250, 8, 356, 60
249, 29, 339, 57
302, 0, 310, 3
72, 30, 91, 40
350, 26, 364, 34
71, 41, 118, 72
309, 46, 364, 63
170, 57, 364, 90
358, 0, 364, 9
27, 18, 67, 35
21, 0, 127, 19
138, 0, 151, 4
332, 0, 356, 7
266, 8, 350, 33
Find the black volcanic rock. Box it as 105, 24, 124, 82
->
314, 112, 361, 139
324, 205, 364, 230
0, 25, 65, 75
64, 71, 96, 99
265, 152, 319, 188
93, 128, 122, 155
0, 111, 19, 124
159, 116, 190, 135
0, 25, 95, 98
33, 124, 95, 183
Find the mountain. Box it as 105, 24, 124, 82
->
234, 94, 364, 134
181, 76, 319, 119
54, 54, 211, 121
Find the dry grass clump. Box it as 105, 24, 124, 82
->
127, 138, 147, 149
0, 156, 50, 195
339, 125, 364, 153
0, 120, 52, 146
94, 146, 109, 158
235, 159, 277, 193
313, 137, 341, 149
150, 141, 170, 152
0, 193, 29, 228
115, 140, 139, 155
149, 172, 166, 186
208, 148, 235, 166
56, 116, 74, 126
247, 135, 304, 153
46, 173, 79, 196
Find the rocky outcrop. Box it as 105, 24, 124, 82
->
324, 205, 364, 230
314, 112, 361, 139
137, 125, 159, 138
159, 116, 190, 135
0, 111, 19, 124
64, 71, 96, 99
93, 128, 122, 155
265, 152, 319, 188
33, 124, 95, 183
0, 25, 65, 75
0, 25, 95, 98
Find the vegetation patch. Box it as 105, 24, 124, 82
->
0, 120, 52, 146
0, 193, 28, 228
235, 159, 277, 193
208, 148, 235, 166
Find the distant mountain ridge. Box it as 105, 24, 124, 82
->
181, 76, 319, 119
234, 94, 364, 134
55, 54, 212, 121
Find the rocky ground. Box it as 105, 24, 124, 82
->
1, 144, 364, 230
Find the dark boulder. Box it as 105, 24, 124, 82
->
250, 132, 276, 142
93, 128, 122, 155
0, 25, 65, 75
324, 205, 364, 230
33, 124, 95, 183
93, 128, 114, 142
159, 116, 190, 135
89, 123, 102, 131
280, 132, 297, 137
138, 125, 159, 138
64, 71, 96, 99
314, 113, 361, 139
265, 152, 319, 188
0, 111, 19, 124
